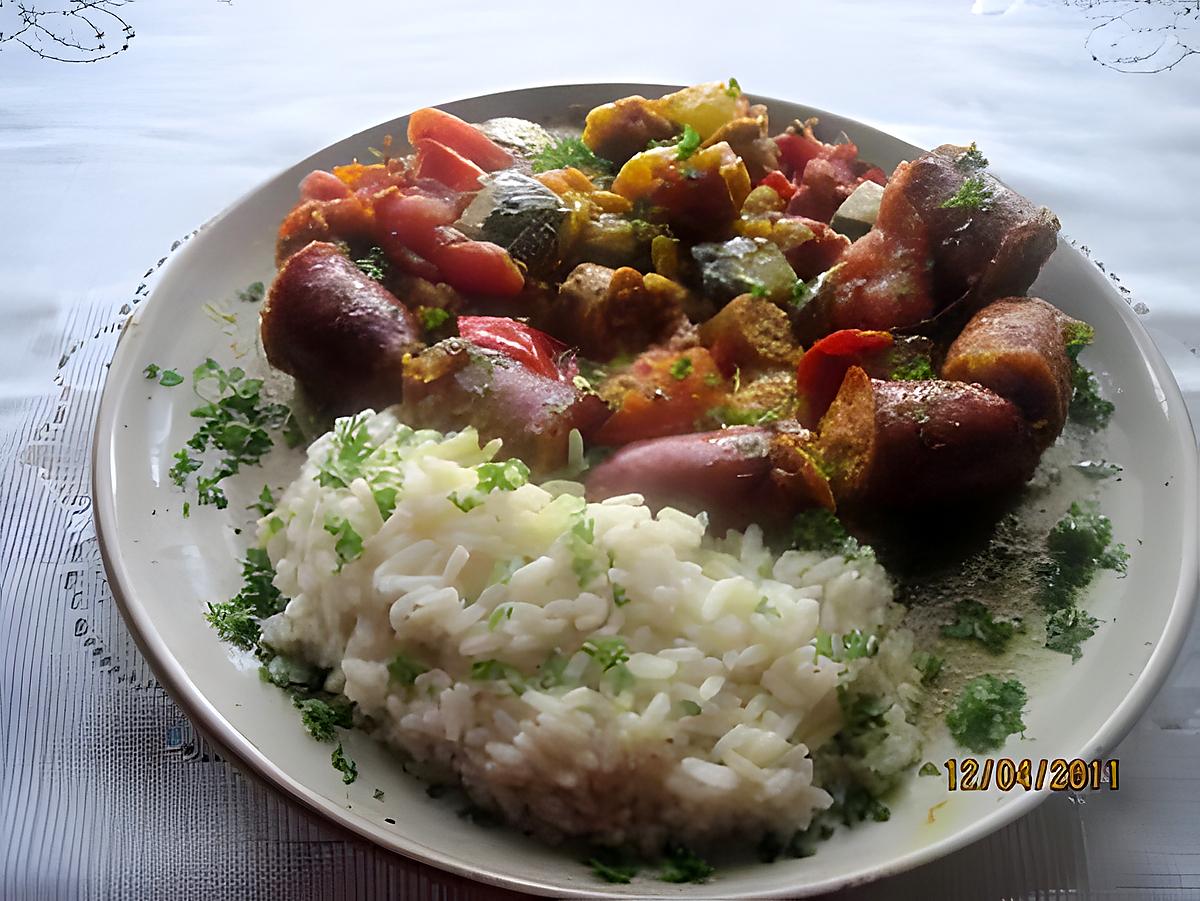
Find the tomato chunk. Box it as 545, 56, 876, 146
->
457, 316, 573, 381
407, 107, 514, 172
414, 139, 485, 193
795, 329, 894, 428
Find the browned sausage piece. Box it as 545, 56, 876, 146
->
261, 241, 423, 412
402, 340, 610, 475
941, 296, 1077, 449
816, 367, 1038, 508
585, 425, 830, 534
896, 145, 1060, 320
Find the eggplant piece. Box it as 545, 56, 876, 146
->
550, 263, 684, 360
691, 237, 798, 306
476, 117, 555, 159
585, 424, 829, 533
261, 241, 423, 411
815, 367, 1038, 508
400, 340, 610, 475
454, 171, 569, 275
941, 296, 1077, 449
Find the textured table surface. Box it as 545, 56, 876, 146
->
2, 1, 1199, 898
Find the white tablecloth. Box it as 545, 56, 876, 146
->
3, 1, 1198, 896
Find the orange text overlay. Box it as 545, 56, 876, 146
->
944, 758, 1119, 792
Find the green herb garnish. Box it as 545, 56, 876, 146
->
940, 175, 994, 210
469, 659, 526, 694
354, 247, 389, 282
331, 742, 358, 784
587, 849, 640, 884
418, 306, 451, 333
388, 653, 429, 686
294, 697, 353, 741
919, 761, 941, 776
956, 142, 988, 171
791, 509, 862, 558
669, 356, 693, 380
1069, 362, 1114, 429
324, 517, 364, 570
531, 136, 613, 175
204, 547, 284, 649
946, 674, 1027, 753
658, 844, 714, 884
674, 124, 702, 161
890, 355, 936, 381
940, 599, 1017, 654
612, 584, 630, 607
252, 484, 275, 517
581, 636, 629, 672
790, 277, 816, 309
1039, 501, 1129, 610
912, 650, 944, 686
236, 281, 266, 303
144, 363, 160, 380
1045, 605, 1100, 662
726, 77, 742, 97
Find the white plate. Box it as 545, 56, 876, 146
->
92, 84, 1199, 898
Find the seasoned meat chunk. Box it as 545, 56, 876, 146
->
400, 340, 609, 474
698, 293, 801, 376
261, 241, 422, 412
816, 367, 1039, 508
551, 263, 684, 360
941, 296, 1077, 449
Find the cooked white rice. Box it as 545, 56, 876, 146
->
259, 408, 922, 851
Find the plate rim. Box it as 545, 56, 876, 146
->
91, 81, 1200, 898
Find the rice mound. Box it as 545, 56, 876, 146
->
260, 409, 921, 852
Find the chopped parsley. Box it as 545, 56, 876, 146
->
710, 404, 782, 427
203, 547, 285, 649
487, 604, 515, 630
251, 484, 275, 517
956, 142, 988, 171
171, 359, 296, 509
316, 413, 375, 489
1045, 605, 1100, 662
587, 850, 639, 884
354, 246, 389, 282
791, 509, 862, 558
1039, 501, 1129, 611
1063, 321, 1096, 359
755, 597, 781, 618
815, 630, 876, 661
331, 742, 358, 784
658, 844, 714, 884
372, 485, 399, 519
674, 124, 702, 161
790, 277, 816, 309
940, 599, 1018, 654
946, 674, 1027, 753
475, 459, 530, 493
726, 76, 742, 97
748, 282, 768, 299
1069, 361, 1114, 429
581, 636, 629, 672
387, 653, 429, 686
531, 136, 613, 175
668, 355, 693, 380
678, 699, 702, 717
144, 363, 183, 386
919, 761, 941, 777
912, 650, 944, 686
324, 518, 364, 570
890, 355, 936, 381
469, 658, 526, 694
236, 281, 266, 303
940, 175, 994, 210
567, 512, 600, 587
841, 783, 891, 825
612, 584, 630, 607
294, 697, 352, 741
417, 306, 451, 333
